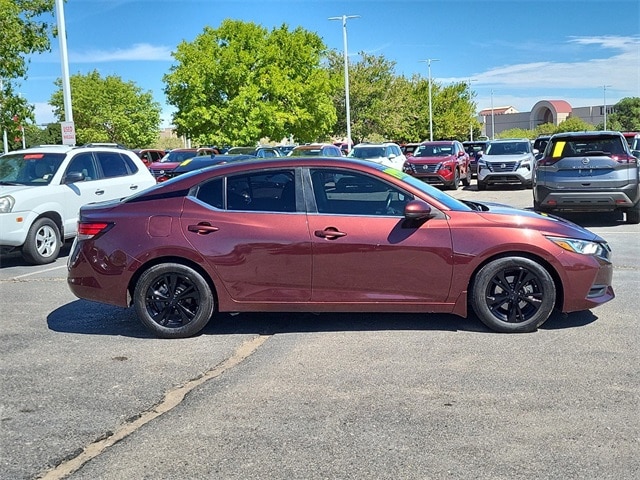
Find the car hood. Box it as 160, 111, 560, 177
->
149, 161, 180, 170
407, 155, 455, 163
0, 184, 41, 195
481, 153, 532, 163
472, 201, 604, 242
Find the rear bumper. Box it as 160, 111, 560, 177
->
534, 185, 639, 211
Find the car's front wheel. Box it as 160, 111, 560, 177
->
448, 169, 460, 190
471, 257, 556, 333
134, 263, 215, 338
22, 217, 61, 265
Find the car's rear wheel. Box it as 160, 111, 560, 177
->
134, 263, 215, 339
626, 202, 640, 224
471, 257, 555, 333
22, 217, 61, 265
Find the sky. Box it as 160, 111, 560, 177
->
19, 0, 640, 128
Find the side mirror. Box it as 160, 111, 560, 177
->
632, 150, 640, 159
404, 199, 434, 220
64, 171, 85, 184
458, 150, 466, 157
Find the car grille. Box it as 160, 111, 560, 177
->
408, 163, 440, 173
486, 161, 517, 172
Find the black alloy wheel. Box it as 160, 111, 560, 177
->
134, 263, 214, 338
471, 257, 555, 333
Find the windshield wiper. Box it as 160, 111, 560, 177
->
0, 181, 24, 186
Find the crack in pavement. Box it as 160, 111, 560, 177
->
37, 334, 271, 479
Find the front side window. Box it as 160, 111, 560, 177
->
310, 168, 413, 216
66, 152, 97, 181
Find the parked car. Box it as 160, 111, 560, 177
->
462, 140, 489, 176
532, 135, 552, 160
226, 146, 281, 158
400, 142, 421, 156
333, 141, 352, 155
288, 143, 343, 157
67, 157, 614, 339
0, 144, 156, 264
277, 145, 296, 156
403, 141, 471, 190
348, 142, 406, 170
148, 147, 218, 181
476, 139, 537, 190
132, 148, 166, 167
533, 131, 640, 224
157, 154, 256, 181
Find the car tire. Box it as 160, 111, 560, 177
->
22, 217, 61, 265
134, 263, 215, 339
477, 180, 487, 191
448, 169, 460, 190
471, 256, 556, 333
626, 201, 640, 224
462, 169, 471, 187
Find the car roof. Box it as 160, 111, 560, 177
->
551, 131, 625, 140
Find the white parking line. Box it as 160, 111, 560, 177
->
13, 264, 67, 280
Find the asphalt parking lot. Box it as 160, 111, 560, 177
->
1, 184, 638, 480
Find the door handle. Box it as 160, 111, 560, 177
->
95, 189, 105, 195
314, 228, 347, 240
188, 223, 219, 234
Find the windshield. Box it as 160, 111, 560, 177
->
0, 152, 65, 185
485, 142, 530, 155
413, 144, 453, 157
349, 147, 385, 159
161, 150, 198, 163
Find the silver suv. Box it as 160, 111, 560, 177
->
532, 131, 640, 224
0, 145, 156, 264
476, 139, 537, 190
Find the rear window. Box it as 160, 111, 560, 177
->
549, 136, 626, 158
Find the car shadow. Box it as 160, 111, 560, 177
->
0, 242, 72, 268
546, 211, 627, 228
47, 299, 598, 338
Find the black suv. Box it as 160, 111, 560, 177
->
532, 131, 640, 224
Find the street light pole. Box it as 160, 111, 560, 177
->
490, 89, 495, 140
468, 78, 477, 141
55, 0, 73, 123
603, 84, 612, 130
420, 59, 439, 141
329, 14, 359, 148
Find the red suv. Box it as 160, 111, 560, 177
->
403, 141, 471, 190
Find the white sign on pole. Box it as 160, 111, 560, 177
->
61, 121, 76, 145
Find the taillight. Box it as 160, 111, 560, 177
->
537, 156, 560, 166
612, 154, 637, 164
77, 222, 112, 240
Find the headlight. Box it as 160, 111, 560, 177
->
546, 236, 611, 259
0, 195, 15, 213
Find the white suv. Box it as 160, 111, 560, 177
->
0, 145, 156, 264
348, 142, 407, 170
476, 138, 537, 190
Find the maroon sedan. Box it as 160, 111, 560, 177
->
67, 157, 614, 338
404, 140, 472, 190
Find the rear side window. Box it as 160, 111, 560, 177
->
96, 152, 137, 177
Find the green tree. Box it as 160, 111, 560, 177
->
0, 0, 55, 146
49, 70, 162, 147
21, 122, 61, 147
555, 116, 594, 133
606, 97, 640, 131
164, 20, 336, 146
